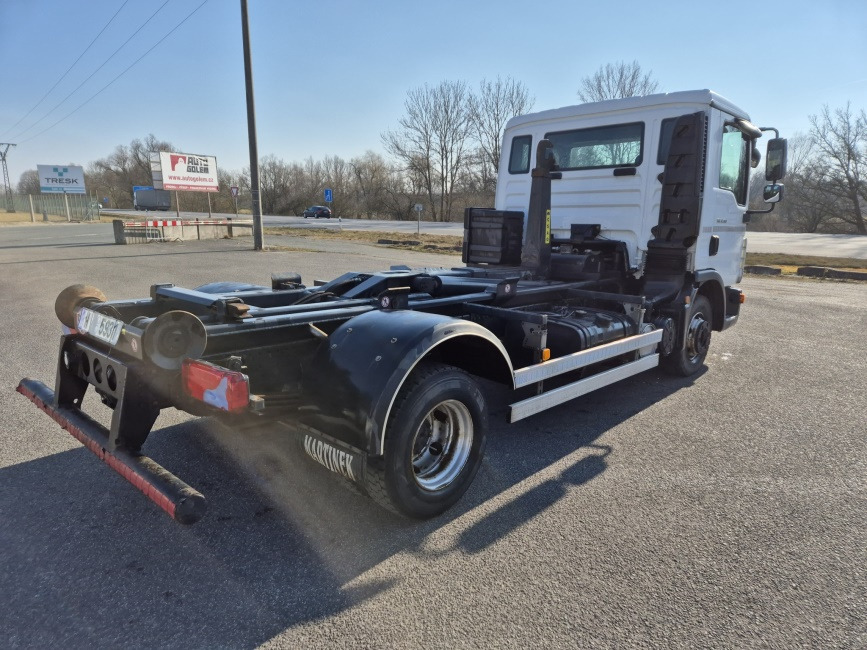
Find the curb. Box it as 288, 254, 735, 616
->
744, 265, 781, 276
797, 266, 867, 281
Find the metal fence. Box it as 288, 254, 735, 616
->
6, 193, 101, 222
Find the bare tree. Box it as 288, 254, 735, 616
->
257, 155, 294, 215
380, 164, 425, 221
16, 169, 40, 194
809, 103, 867, 234
350, 151, 390, 218
469, 76, 534, 190
383, 80, 473, 221
765, 135, 836, 233
88, 134, 175, 208
577, 60, 659, 103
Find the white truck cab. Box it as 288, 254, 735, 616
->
496, 90, 782, 287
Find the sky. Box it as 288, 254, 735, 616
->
1, 0, 866, 190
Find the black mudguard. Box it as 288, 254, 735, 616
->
301, 309, 514, 457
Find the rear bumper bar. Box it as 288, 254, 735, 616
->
16, 378, 206, 524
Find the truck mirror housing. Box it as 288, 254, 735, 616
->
763, 183, 784, 204
765, 138, 787, 182
751, 145, 761, 168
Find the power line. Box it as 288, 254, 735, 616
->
19, 1, 209, 145
8, 0, 173, 141
0, 1, 131, 139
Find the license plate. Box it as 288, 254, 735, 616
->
77, 307, 123, 346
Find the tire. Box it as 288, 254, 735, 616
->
365, 362, 487, 518
663, 294, 712, 376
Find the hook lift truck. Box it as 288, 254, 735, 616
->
18, 91, 787, 523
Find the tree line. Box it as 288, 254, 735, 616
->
15, 61, 866, 234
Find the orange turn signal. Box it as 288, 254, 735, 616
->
541, 348, 551, 361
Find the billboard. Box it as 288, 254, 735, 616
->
157, 151, 218, 192
37, 165, 86, 194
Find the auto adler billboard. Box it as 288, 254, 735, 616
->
37, 165, 86, 194
158, 152, 219, 192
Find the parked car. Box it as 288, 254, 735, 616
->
303, 206, 331, 219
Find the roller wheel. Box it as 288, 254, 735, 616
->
55, 284, 107, 328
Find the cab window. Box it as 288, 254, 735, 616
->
545, 122, 643, 171
719, 125, 750, 205
657, 117, 677, 164
508, 135, 532, 174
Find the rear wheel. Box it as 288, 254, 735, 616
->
663, 294, 712, 376
365, 362, 487, 518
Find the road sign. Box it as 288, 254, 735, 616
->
133, 185, 153, 193
324, 188, 333, 203
230, 186, 239, 198
414, 203, 423, 212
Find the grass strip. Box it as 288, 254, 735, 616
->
745, 252, 867, 271
264, 226, 463, 254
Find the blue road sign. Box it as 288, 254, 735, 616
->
324, 188, 333, 203
133, 185, 154, 193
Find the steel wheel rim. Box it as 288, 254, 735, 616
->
686, 310, 711, 362
411, 399, 473, 491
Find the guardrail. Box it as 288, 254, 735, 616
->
112, 219, 253, 244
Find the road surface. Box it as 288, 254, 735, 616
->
1, 234, 864, 648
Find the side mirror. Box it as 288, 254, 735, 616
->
763, 183, 784, 204
765, 138, 788, 182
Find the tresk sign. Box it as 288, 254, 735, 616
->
150, 151, 219, 192
37, 165, 86, 194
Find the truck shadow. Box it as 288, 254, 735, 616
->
1, 367, 700, 648
452, 366, 706, 554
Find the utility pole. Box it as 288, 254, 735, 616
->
0, 143, 16, 213
240, 0, 263, 250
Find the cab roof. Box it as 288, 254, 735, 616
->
505, 90, 750, 131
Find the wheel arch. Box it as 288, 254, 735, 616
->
694, 271, 726, 331
377, 330, 513, 456
305, 309, 514, 457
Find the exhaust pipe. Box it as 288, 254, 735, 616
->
16, 378, 206, 524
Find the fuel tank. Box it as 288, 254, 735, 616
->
504, 306, 637, 367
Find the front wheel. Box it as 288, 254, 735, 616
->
365, 362, 487, 518
663, 294, 712, 376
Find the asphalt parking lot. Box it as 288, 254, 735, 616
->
1, 229, 864, 648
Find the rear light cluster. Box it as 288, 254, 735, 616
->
182, 359, 250, 413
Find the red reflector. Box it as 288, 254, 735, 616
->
182, 359, 249, 413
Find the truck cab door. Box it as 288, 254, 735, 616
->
695, 112, 751, 286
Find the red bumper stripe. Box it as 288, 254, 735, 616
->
16, 380, 206, 524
